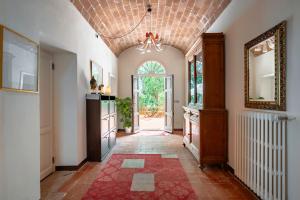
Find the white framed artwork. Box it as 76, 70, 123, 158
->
90, 60, 103, 86
0, 25, 39, 93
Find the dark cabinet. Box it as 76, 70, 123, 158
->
86, 94, 116, 162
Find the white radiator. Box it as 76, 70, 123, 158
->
235, 111, 290, 200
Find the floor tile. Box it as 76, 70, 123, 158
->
43, 192, 66, 200
130, 173, 155, 192
161, 153, 178, 158
121, 159, 145, 168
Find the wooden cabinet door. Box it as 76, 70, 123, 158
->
183, 111, 191, 142
200, 109, 228, 165
191, 118, 200, 149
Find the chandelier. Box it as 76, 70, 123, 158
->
136, 5, 163, 54
97, 4, 163, 54
137, 32, 163, 53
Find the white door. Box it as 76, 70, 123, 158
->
131, 75, 140, 133
164, 75, 174, 133
40, 50, 54, 180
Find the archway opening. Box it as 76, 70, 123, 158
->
137, 61, 165, 131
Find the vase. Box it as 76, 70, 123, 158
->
90, 76, 97, 91
125, 127, 132, 134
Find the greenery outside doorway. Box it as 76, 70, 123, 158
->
137, 61, 166, 130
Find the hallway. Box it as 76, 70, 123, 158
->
1, 1, 300, 199
41, 131, 256, 200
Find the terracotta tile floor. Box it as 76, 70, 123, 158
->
41, 131, 257, 200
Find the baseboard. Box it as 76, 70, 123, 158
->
224, 163, 235, 174
174, 128, 183, 131
40, 172, 54, 182
55, 158, 87, 171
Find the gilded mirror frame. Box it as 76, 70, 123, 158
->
244, 21, 287, 111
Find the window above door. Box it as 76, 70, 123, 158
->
137, 60, 165, 75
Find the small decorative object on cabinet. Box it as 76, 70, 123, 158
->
105, 85, 111, 95
86, 94, 117, 161
90, 76, 97, 93
98, 84, 104, 94
183, 33, 228, 169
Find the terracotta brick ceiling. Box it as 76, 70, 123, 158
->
71, 0, 231, 56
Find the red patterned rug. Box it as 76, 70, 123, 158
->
82, 154, 197, 200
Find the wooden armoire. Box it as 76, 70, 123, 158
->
183, 33, 227, 169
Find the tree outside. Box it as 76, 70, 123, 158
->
139, 76, 164, 117
137, 61, 165, 120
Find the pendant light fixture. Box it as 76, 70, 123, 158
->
136, 5, 164, 54
95, 3, 163, 54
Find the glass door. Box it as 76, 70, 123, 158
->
164, 75, 174, 133
131, 75, 140, 133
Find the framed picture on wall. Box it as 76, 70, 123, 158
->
90, 60, 103, 86
0, 25, 39, 93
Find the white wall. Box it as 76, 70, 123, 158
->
118, 46, 185, 129
0, 94, 3, 200
208, 0, 300, 199
0, 92, 40, 200
0, 0, 4, 192
0, 0, 117, 199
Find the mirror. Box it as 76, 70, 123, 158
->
245, 21, 286, 110
249, 36, 275, 101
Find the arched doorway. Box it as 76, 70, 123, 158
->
132, 61, 174, 132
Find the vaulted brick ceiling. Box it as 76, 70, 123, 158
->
71, 0, 230, 56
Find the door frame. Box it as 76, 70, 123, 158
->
131, 75, 140, 133
131, 74, 174, 133
39, 49, 55, 180
164, 74, 174, 133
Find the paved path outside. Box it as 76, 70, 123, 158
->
139, 116, 164, 130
